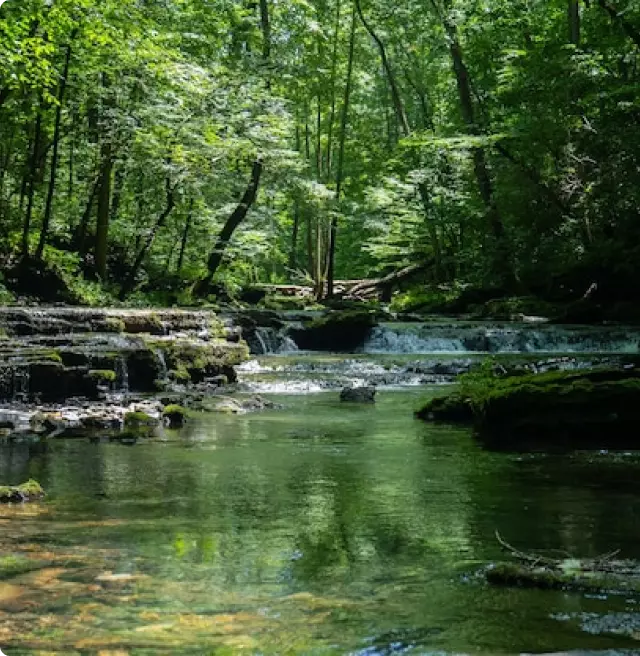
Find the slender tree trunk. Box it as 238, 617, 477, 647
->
36, 41, 74, 260
22, 110, 43, 259
357, 0, 442, 279
259, 0, 271, 62
433, 1, 510, 282
355, 0, 410, 137
193, 159, 263, 296
290, 199, 300, 270
74, 175, 100, 254
327, 0, 357, 298
569, 0, 581, 44
590, 0, 640, 48
120, 178, 176, 299
94, 72, 114, 279
325, 0, 342, 177
94, 143, 112, 279
177, 197, 193, 275
110, 164, 126, 223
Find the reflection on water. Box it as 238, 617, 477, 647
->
1, 390, 640, 654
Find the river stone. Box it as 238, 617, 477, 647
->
340, 386, 376, 403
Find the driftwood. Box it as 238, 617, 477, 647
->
251, 263, 427, 301
495, 530, 633, 575
341, 262, 429, 300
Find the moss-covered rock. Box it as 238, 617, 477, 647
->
124, 411, 158, 427
152, 338, 248, 385
417, 366, 640, 449
290, 310, 377, 351
87, 369, 117, 384
0, 479, 45, 503
162, 404, 188, 428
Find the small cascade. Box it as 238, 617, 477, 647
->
251, 327, 299, 355
12, 366, 30, 401
363, 323, 640, 355
154, 349, 168, 381
115, 356, 130, 392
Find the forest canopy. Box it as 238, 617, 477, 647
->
0, 0, 639, 306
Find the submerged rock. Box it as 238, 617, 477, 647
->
340, 386, 376, 403
0, 479, 44, 503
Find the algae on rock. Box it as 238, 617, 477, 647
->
0, 479, 45, 502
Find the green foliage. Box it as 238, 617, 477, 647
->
1, 0, 639, 301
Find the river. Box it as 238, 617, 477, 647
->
1, 348, 640, 654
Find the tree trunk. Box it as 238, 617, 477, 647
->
569, 0, 581, 44
325, 0, 342, 177
327, 0, 357, 298
591, 0, 640, 48
259, 0, 271, 62
94, 73, 114, 280
22, 110, 43, 259
36, 41, 74, 260
94, 143, 112, 279
433, 1, 510, 281
357, 0, 442, 279
193, 159, 263, 296
355, 0, 410, 137
177, 197, 194, 275
74, 175, 100, 254
120, 178, 176, 299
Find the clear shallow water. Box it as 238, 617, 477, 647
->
1, 389, 640, 654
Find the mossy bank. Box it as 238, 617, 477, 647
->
417, 366, 640, 450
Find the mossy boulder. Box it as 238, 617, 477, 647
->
290, 310, 377, 351
417, 366, 640, 449
162, 404, 188, 428
0, 479, 45, 503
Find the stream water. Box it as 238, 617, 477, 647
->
1, 324, 640, 654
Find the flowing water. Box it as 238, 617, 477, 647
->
2, 371, 640, 654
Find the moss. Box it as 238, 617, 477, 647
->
41, 350, 63, 364
124, 411, 157, 427
417, 366, 640, 448
149, 338, 248, 384
0, 479, 45, 503
0, 555, 47, 580
104, 317, 126, 333
88, 369, 117, 383
163, 404, 188, 428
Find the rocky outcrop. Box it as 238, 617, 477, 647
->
289, 310, 378, 351
0, 308, 248, 404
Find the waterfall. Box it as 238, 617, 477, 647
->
155, 349, 168, 381
115, 356, 130, 392
362, 323, 640, 355
12, 366, 30, 402
252, 327, 299, 355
